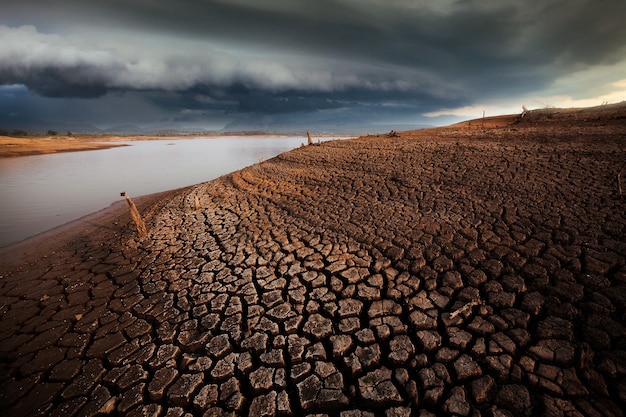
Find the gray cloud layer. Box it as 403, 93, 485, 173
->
1, 0, 625, 130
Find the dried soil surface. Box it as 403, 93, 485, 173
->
0, 136, 128, 157
1, 103, 625, 416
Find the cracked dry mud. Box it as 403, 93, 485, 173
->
1, 107, 625, 416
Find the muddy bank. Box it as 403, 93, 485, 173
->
0, 136, 130, 158
0, 105, 625, 416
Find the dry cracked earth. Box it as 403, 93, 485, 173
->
1, 108, 625, 416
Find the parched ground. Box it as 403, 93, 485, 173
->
0, 136, 128, 157
0, 104, 625, 416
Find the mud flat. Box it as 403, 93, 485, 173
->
0, 136, 129, 157
0, 104, 625, 416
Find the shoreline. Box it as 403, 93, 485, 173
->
0, 188, 188, 269
1, 104, 625, 416
0, 136, 130, 158
0, 133, 353, 158
0, 136, 348, 247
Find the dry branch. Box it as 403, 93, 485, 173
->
120, 192, 147, 238
449, 299, 483, 319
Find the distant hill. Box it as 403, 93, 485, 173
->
103, 124, 145, 134
223, 112, 435, 135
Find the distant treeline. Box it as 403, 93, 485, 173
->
0, 129, 71, 137
0, 129, 30, 137
0, 128, 342, 137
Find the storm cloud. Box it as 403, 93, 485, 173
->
1, 0, 625, 131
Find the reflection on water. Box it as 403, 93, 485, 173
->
0, 136, 343, 247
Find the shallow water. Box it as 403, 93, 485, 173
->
0, 136, 343, 247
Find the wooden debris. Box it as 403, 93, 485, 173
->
121, 191, 147, 238
449, 299, 483, 319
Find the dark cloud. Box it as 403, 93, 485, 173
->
4, 66, 109, 99
1, 0, 625, 130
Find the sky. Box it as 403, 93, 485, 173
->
1, 0, 625, 133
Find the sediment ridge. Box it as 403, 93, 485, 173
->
1, 104, 625, 416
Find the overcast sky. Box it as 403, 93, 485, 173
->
1, 0, 625, 132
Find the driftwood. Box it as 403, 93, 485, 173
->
120, 192, 147, 238
521, 105, 529, 118
306, 131, 321, 146
449, 299, 483, 319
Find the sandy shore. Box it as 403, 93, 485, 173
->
0, 133, 328, 158
0, 136, 132, 158
0, 104, 625, 416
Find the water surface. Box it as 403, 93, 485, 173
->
0, 136, 343, 247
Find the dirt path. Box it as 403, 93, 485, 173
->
0, 105, 625, 416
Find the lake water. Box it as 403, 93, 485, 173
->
0, 136, 344, 247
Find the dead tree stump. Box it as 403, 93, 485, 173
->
120, 192, 147, 238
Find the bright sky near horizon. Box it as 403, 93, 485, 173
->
1, 0, 625, 132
